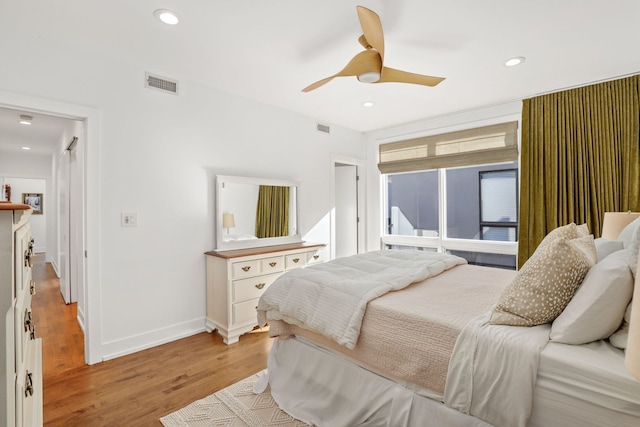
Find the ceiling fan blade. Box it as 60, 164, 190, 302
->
302, 76, 337, 93
356, 6, 384, 62
302, 50, 382, 92
377, 67, 445, 87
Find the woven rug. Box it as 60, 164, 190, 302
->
160, 371, 310, 426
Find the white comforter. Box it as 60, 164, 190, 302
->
445, 312, 551, 427
256, 250, 466, 349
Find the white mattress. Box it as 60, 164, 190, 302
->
265, 336, 640, 427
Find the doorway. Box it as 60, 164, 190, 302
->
331, 156, 365, 259
0, 90, 101, 364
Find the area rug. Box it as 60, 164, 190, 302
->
160, 371, 310, 426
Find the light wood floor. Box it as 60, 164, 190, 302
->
30, 254, 273, 426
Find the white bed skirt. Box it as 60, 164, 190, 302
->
261, 336, 640, 427
262, 336, 493, 427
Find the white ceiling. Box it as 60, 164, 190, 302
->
1, 0, 639, 150
0, 107, 74, 156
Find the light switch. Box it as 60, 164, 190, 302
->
121, 212, 138, 227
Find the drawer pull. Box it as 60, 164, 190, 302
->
30, 280, 36, 295
24, 250, 33, 268
255, 283, 265, 290
292, 258, 300, 263
313, 255, 320, 260
24, 309, 32, 332
25, 372, 33, 397
242, 266, 251, 272
269, 262, 277, 267
30, 325, 36, 340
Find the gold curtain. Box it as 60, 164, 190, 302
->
255, 185, 290, 238
518, 75, 640, 268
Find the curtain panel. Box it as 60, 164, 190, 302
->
255, 185, 290, 238
518, 75, 640, 268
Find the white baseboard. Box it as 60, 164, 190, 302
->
76, 306, 85, 333
50, 258, 60, 277
101, 318, 206, 361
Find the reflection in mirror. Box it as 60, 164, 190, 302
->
216, 175, 300, 250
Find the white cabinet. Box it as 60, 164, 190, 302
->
1, 203, 42, 427
205, 243, 326, 344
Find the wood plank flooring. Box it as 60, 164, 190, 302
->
30, 254, 273, 426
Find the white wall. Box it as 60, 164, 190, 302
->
0, 30, 366, 360
1, 177, 46, 252
0, 152, 52, 256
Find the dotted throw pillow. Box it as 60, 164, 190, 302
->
490, 235, 595, 326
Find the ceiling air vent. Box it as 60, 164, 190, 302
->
317, 123, 330, 134
145, 72, 179, 95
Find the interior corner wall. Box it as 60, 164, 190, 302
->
0, 31, 367, 360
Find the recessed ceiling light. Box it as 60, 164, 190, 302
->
153, 9, 180, 25
21, 146, 31, 150
505, 56, 526, 67
19, 115, 33, 125
362, 101, 375, 107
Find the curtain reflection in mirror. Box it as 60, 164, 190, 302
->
255, 185, 290, 238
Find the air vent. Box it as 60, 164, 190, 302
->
317, 123, 330, 134
145, 72, 179, 95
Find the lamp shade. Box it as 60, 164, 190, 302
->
222, 213, 235, 229
625, 251, 640, 380
601, 212, 640, 240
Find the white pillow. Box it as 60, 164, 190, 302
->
594, 238, 624, 262
618, 217, 640, 248
628, 224, 640, 278
550, 249, 633, 344
609, 301, 632, 349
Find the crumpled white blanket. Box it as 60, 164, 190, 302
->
445, 311, 551, 427
256, 250, 466, 349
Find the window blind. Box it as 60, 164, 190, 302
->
378, 122, 518, 174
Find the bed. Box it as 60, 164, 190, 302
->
255, 221, 640, 427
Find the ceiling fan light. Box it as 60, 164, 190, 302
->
357, 71, 381, 83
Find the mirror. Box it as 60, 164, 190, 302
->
216, 175, 301, 250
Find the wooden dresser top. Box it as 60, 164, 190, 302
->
205, 242, 326, 259
0, 202, 31, 211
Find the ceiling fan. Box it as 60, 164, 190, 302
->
302, 5, 445, 92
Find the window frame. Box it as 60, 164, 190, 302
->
380, 165, 519, 258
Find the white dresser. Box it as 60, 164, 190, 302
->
1, 203, 42, 427
205, 242, 326, 344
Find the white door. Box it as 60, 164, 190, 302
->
68, 137, 83, 304
58, 150, 71, 303
335, 164, 359, 258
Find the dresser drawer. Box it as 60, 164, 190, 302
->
285, 253, 306, 269
232, 299, 260, 325
15, 338, 42, 427
231, 259, 261, 279
14, 286, 34, 370
14, 225, 33, 296
232, 273, 280, 303
261, 256, 284, 274
307, 249, 326, 265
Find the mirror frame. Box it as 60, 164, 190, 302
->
215, 175, 302, 251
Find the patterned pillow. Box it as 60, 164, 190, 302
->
490, 235, 596, 326
536, 223, 581, 253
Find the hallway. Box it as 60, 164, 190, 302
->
30, 253, 85, 376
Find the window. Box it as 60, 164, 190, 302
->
380, 122, 519, 269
